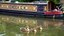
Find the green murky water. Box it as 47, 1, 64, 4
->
0, 15, 64, 36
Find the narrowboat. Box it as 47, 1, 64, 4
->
0, 0, 63, 18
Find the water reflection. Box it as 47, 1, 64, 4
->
0, 15, 64, 36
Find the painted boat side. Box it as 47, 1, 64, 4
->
0, 3, 63, 18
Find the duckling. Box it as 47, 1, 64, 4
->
36, 25, 43, 32
30, 28, 37, 34
20, 26, 30, 33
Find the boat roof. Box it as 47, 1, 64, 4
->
0, 1, 47, 5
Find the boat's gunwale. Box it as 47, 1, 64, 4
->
0, 2, 47, 5
0, 2, 61, 6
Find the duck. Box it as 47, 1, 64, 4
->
20, 26, 30, 33
30, 28, 37, 34
36, 25, 43, 32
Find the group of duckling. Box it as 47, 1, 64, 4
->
20, 25, 43, 34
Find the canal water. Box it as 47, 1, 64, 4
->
0, 15, 64, 36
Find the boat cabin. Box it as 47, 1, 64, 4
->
0, 0, 62, 12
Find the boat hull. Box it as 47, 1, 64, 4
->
0, 9, 63, 18
0, 9, 44, 17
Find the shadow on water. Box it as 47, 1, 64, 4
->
0, 15, 64, 36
